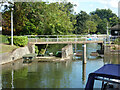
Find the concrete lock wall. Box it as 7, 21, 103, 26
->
0, 46, 31, 65
104, 45, 120, 55
28, 43, 35, 53
62, 44, 73, 58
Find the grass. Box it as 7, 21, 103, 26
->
0, 44, 19, 53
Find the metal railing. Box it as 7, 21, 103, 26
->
25, 34, 108, 38
28, 37, 104, 43
104, 36, 120, 45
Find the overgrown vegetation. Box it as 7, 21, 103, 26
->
35, 45, 39, 55
0, 35, 9, 44
0, 44, 18, 53
114, 38, 120, 45
35, 45, 47, 56
8, 36, 28, 47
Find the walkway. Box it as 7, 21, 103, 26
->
27, 35, 105, 44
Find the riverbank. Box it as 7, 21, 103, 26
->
0, 45, 30, 65
0, 43, 19, 53
0, 44, 73, 65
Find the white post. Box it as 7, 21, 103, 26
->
35, 38, 37, 43
75, 43, 77, 53
107, 22, 111, 44
107, 22, 109, 35
11, 69, 14, 88
67, 38, 68, 41
57, 36, 58, 42
46, 38, 48, 42
82, 44, 87, 64
11, 8, 13, 46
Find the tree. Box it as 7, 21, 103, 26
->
86, 21, 97, 34
43, 2, 74, 35
2, 2, 75, 35
97, 19, 107, 34
90, 14, 102, 24
1, 1, 14, 35
75, 11, 90, 34
90, 8, 118, 27
2, 11, 11, 35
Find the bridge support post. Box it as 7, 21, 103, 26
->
82, 63, 86, 84
75, 44, 77, 53
82, 44, 87, 64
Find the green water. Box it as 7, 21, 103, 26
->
0, 44, 120, 88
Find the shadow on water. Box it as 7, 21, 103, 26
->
104, 54, 120, 64
0, 44, 119, 88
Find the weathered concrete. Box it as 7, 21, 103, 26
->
62, 44, 73, 58
0, 46, 30, 65
104, 45, 120, 55
28, 43, 35, 53
37, 55, 73, 62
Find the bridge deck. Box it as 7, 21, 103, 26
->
29, 41, 103, 44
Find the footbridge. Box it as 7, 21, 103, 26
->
27, 35, 107, 44
26, 35, 108, 64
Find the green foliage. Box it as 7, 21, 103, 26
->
75, 11, 90, 34
97, 19, 107, 34
35, 45, 39, 55
1, 44, 18, 53
90, 14, 102, 24
97, 32, 101, 34
40, 49, 45, 55
0, 35, 9, 43
2, 11, 11, 35
2, 2, 119, 35
90, 9, 118, 27
8, 36, 28, 47
114, 38, 120, 45
2, 2, 76, 35
86, 21, 97, 33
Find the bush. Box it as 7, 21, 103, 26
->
0, 35, 9, 44
35, 45, 39, 55
114, 38, 120, 45
8, 36, 28, 47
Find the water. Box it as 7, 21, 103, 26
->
0, 44, 120, 88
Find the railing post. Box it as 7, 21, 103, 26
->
57, 36, 58, 42
67, 38, 68, 41
46, 38, 48, 42
35, 38, 37, 43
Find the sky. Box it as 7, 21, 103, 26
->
1, 0, 120, 16
43, 0, 120, 16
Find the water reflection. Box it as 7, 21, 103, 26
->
1, 44, 120, 88
82, 64, 86, 84
0, 65, 2, 89
104, 54, 120, 64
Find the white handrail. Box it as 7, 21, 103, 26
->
25, 34, 108, 37
28, 38, 104, 42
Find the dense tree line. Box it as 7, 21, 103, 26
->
2, 2, 120, 35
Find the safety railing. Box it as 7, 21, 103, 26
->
28, 37, 104, 43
